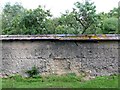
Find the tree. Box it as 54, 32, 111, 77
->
97, 7, 119, 34
103, 17, 118, 34
73, 1, 98, 34
2, 1, 119, 35
55, 11, 81, 34
2, 3, 52, 35
18, 6, 52, 35
2, 2, 26, 34
108, 8, 118, 18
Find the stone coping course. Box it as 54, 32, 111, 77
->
0, 34, 120, 41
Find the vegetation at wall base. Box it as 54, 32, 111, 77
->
1, 74, 119, 88
25, 66, 39, 78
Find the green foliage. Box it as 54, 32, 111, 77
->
73, 1, 97, 34
42, 73, 80, 82
2, 75, 119, 88
8, 74, 23, 81
103, 17, 118, 34
2, 2, 26, 34
19, 6, 52, 35
108, 8, 118, 18
1, 1, 119, 34
26, 66, 39, 78
2, 3, 52, 35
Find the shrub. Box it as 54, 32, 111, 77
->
26, 66, 39, 78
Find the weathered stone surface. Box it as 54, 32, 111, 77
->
1, 35, 119, 77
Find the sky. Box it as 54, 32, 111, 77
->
0, 0, 120, 17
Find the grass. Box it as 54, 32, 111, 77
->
0, 78, 2, 89
1, 74, 119, 88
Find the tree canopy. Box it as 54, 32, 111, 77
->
1, 1, 119, 35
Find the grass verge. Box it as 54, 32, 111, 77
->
1, 74, 119, 88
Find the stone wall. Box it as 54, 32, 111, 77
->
1, 35, 119, 77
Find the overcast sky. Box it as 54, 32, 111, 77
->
1, 0, 119, 17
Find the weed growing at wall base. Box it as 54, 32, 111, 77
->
25, 66, 39, 78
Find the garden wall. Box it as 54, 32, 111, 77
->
0, 34, 119, 77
